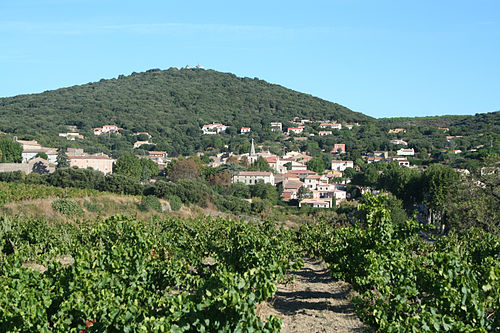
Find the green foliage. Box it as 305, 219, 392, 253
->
306, 157, 325, 173
0, 215, 302, 331
51, 199, 84, 217
114, 153, 142, 180
298, 193, 499, 332
249, 156, 273, 172
167, 195, 182, 211
0, 139, 22, 163
168, 158, 201, 182
55, 149, 70, 169
0, 68, 370, 156
35, 152, 48, 160
138, 195, 162, 212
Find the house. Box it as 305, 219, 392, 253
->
389, 157, 410, 167
299, 198, 333, 209
388, 128, 406, 134
397, 148, 415, 156
240, 127, 251, 134
134, 141, 154, 148
202, 123, 227, 135
134, 132, 152, 138
287, 127, 304, 135
147, 151, 168, 158
303, 174, 323, 190
21, 148, 58, 164
319, 122, 342, 130
15, 139, 42, 150
94, 125, 120, 135
68, 152, 116, 174
390, 139, 408, 146
371, 151, 389, 158
325, 170, 343, 179
232, 171, 275, 186
367, 156, 383, 164
344, 124, 354, 130
270, 122, 283, 132
331, 144, 346, 154
331, 160, 354, 171
59, 132, 84, 140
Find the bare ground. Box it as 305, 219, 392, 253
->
259, 258, 369, 333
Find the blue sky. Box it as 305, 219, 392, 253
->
0, 0, 499, 118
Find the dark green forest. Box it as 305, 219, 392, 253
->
0, 68, 369, 155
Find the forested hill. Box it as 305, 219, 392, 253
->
0, 68, 370, 154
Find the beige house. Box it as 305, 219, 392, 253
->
68, 153, 116, 174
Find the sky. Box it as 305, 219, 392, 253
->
0, 1, 499, 118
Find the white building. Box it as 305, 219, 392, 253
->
319, 122, 342, 130
397, 148, 415, 156
270, 122, 283, 132
94, 125, 119, 135
202, 123, 228, 135
331, 160, 354, 171
240, 127, 251, 134
318, 131, 332, 136
299, 198, 333, 208
232, 171, 275, 186
390, 139, 408, 146
287, 127, 304, 135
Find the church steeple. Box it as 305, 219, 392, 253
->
250, 139, 256, 156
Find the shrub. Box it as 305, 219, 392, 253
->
51, 199, 84, 217
139, 195, 162, 212
84, 200, 101, 213
167, 195, 182, 211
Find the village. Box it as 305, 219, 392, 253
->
0, 116, 469, 210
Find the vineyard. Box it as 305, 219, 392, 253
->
298, 194, 500, 332
0, 182, 100, 204
0, 194, 499, 332
0, 215, 301, 332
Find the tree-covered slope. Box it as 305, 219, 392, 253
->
0, 68, 371, 154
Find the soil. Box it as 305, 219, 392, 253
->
259, 258, 370, 333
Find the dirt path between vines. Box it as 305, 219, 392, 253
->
259, 258, 369, 332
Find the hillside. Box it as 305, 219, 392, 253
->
0, 68, 371, 155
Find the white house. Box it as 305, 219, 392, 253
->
331, 160, 354, 171
390, 139, 408, 146
270, 122, 283, 132
287, 127, 304, 135
318, 131, 332, 136
202, 123, 228, 135
397, 148, 415, 156
299, 198, 333, 208
94, 125, 119, 135
240, 127, 251, 134
232, 171, 275, 186
319, 122, 342, 130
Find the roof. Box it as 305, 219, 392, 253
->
284, 180, 304, 189
332, 160, 353, 164
264, 156, 278, 163
236, 171, 273, 176
305, 175, 323, 179
68, 155, 114, 160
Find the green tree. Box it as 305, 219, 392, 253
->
114, 153, 142, 180
139, 158, 160, 180
36, 152, 48, 160
56, 149, 70, 169
168, 158, 201, 182
306, 157, 325, 173
422, 163, 459, 230
0, 139, 22, 163
249, 156, 273, 172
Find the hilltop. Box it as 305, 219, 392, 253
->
0, 68, 371, 155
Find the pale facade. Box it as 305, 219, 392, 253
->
331, 160, 354, 171
232, 171, 275, 186
69, 154, 116, 174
